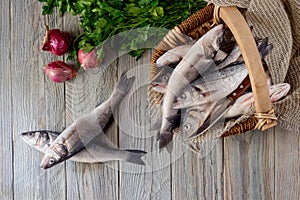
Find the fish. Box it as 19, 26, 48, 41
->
172, 38, 273, 109
156, 44, 228, 68
186, 82, 288, 139
151, 66, 174, 94
156, 44, 193, 67
21, 130, 146, 165
152, 50, 228, 94
216, 43, 242, 70
225, 83, 290, 118
180, 102, 218, 138
185, 83, 290, 152
172, 63, 248, 109
157, 24, 225, 150
216, 37, 272, 70
40, 72, 137, 169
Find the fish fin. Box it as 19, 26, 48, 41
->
257, 37, 268, 52
158, 132, 173, 150
124, 150, 147, 165
36, 130, 61, 136
95, 100, 105, 108
217, 43, 242, 70
116, 71, 135, 93
214, 50, 227, 64
125, 149, 147, 154
257, 37, 273, 58
166, 114, 182, 126
202, 41, 217, 59
260, 44, 273, 59
45, 130, 61, 138
165, 142, 173, 154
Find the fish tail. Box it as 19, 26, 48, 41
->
166, 114, 181, 126
115, 71, 135, 94
257, 37, 273, 59
158, 131, 173, 150
124, 149, 147, 165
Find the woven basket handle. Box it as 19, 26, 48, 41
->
216, 6, 277, 130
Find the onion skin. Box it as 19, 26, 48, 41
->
78, 49, 99, 70
43, 61, 77, 83
41, 28, 71, 56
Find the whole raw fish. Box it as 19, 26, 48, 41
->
225, 83, 290, 118
172, 39, 273, 109
181, 83, 290, 139
181, 102, 218, 138
21, 130, 146, 165
156, 44, 228, 68
40, 72, 136, 169
156, 44, 193, 67
172, 63, 248, 109
152, 50, 227, 92
158, 24, 225, 150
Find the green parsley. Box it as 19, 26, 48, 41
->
38, 0, 207, 60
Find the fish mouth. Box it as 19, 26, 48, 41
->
151, 83, 166, 93
172, 101, 192, 109
151, 81, 165, 86
40, 163, 49, 169
172, 101, 184, 109
40, 158, 50, 169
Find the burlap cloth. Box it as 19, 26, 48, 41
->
205, 0, 300, 132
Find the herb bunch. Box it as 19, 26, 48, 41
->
39, 0, 207, 59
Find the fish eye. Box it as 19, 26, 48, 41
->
180, 94, 186, 100
183, 123, 191, 130
217, 37, 223, 44
162, 75, 168, 81
49, 158, 55, 165
27, 132, 34, 137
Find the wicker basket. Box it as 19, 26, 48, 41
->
148, 4, 277, 139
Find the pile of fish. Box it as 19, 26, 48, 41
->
151, 24, 290, 151
21, 72, 147, 169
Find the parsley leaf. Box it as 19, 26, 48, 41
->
38, 0, 207, 59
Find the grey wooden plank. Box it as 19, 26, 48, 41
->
0, 0, 13, 199
274, 127, 300, 200
64, 67, 120, 200
63, 13, 119, 198
10, 1, 67, 199
172, 139, 223, 200
223, 129, 275, 200
117, 51, 172, 200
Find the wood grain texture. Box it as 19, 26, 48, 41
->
0, 0, 13, 199
117, 51, 172, 200
274, 127, 300, 200
223, 129, 275, 200
1, 1, 300, 200
172, 139, 224, 200
64, 65, 120, 200
10, 1, 66, 200
64, 12, 120, 198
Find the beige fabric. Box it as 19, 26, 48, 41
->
207, 0, 300, 131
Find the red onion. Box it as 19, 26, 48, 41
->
43, 61, 77, 83
41, 25, 71, 56
78, 49, 99, 70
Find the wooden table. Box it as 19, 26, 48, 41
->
1, 1, 299, 199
